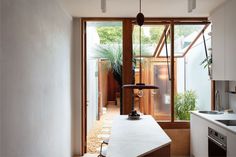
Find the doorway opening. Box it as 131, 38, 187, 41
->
81, 17, 213, 155
85, 21, 122, 154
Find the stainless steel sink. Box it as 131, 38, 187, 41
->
198, 111, 224, 115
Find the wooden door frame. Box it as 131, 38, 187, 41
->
80, 17, 212, 155
81, 19, 87, 154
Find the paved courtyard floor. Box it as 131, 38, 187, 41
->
87, 102, 119, 154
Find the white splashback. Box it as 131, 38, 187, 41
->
215, 81, 229, 110
229, 81, 236, 112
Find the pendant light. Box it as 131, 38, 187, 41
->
123, 0, 159, 96
122, 0, 159, 120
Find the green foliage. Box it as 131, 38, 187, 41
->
96, 25, 202, 46
200, 55, 212, 69
133, 26, 164, 44
96, 26, 122, 44
175, 90, 197, 120
95, 44, 123, 85
133, 44, 150, 56
150, 27, 164, 43
175, 25, 202, 39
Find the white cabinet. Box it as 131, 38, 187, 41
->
225, 0, 236, 80
211, 4, 225, 80
190, 114, 208, 157
191, 113, 236, 157
211, 0, 236, 80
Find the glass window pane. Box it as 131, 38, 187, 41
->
174, 25, 212, 121
159, 25, 205, 57
174, 25, 205, 56
133, 25, 165, 57
152, 61, 171, 121
134, 58, 172, 122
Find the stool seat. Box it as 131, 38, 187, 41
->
98, 138, 109, 157
101, 146, 107, 156
103, 138, 109, 144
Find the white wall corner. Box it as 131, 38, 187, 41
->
209, 0, 227, 18
71, 18, 82, 155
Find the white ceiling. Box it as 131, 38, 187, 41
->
58, 0, 227, 18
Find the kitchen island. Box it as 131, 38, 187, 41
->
106, 115, 171, 157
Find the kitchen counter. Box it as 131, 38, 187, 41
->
191, 111, 236, 134
106, 115, 171, 157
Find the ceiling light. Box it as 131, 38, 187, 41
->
101, 0, 106, 13
188, 0, 196, 13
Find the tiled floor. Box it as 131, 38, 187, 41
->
87, 102, 119, 154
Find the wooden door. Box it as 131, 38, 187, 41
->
149, 59, 176, 121
150, 61, 171, 121
98, 60, 109, 120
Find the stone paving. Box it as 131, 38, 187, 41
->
87, 103, 119, 154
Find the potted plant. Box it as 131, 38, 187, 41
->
95, 44, 123, 86
95, 44, 124, 113
174, 90, 197, 120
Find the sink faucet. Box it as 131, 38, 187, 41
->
215, 90, 222, 111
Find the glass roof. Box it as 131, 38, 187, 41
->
158, 25, 206, 57
174, 25, 205, 56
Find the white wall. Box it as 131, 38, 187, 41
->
176, 36, 211, 111
86, 59, 98, 133
185, 39, 211, 111
0, 0, 73, 157
86, 25, 99, 134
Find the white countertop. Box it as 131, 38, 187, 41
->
191, 111, 236, 134
106, 115, 171, 157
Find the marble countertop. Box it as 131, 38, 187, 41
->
191, 111, 236, 134
106, 115, 171, 157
